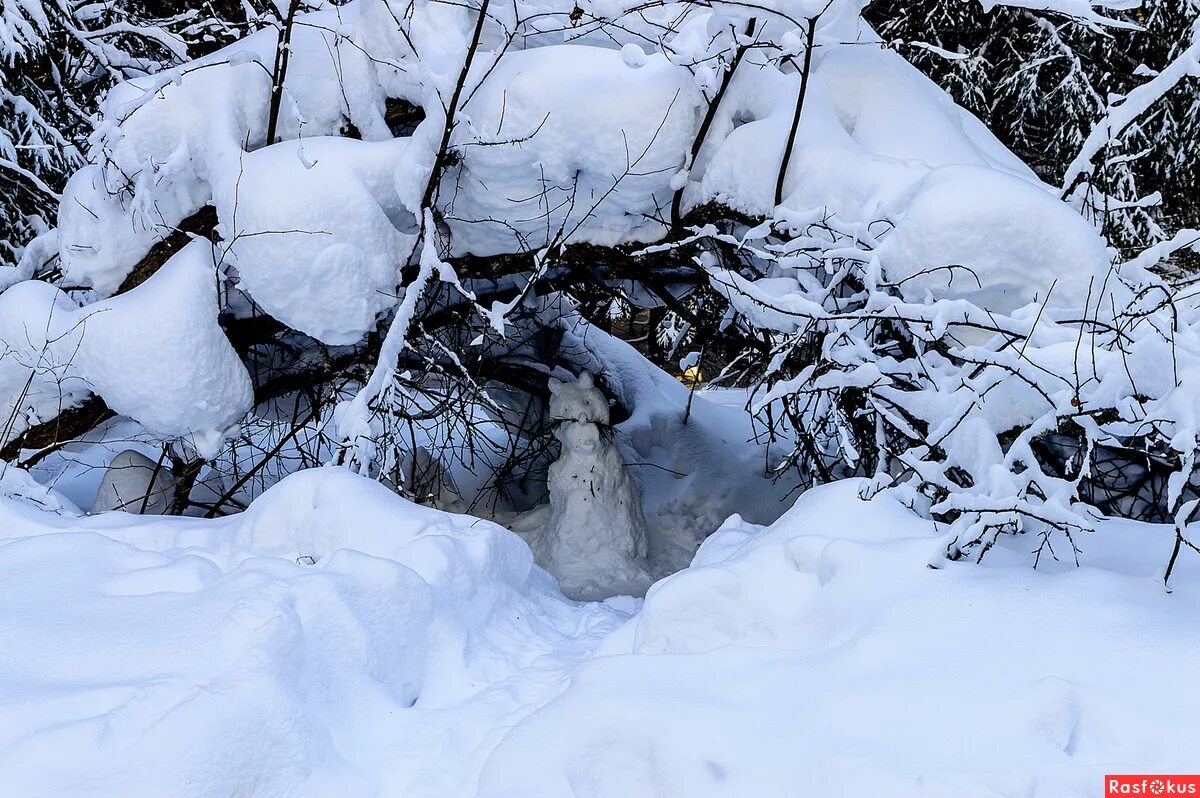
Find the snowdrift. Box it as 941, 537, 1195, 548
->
0, 467, 1196, 797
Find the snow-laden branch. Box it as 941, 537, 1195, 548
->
1061, 34, 1200, 195
978, 0, 1141, 30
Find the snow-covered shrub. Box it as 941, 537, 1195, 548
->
867, 0, 1200, 255
697, 198, 1200, 571
0, 0, 284, 277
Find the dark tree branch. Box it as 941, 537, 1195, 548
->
1, 395, 114, 464
265, 0, 304, 147
420, 0, 492, 213
117, 206, 218, 294
671, 18, 756, 230
775, 15, 818, 208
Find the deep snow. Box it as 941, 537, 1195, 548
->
0, 466, 1196, 797
1, 0, 1196, 793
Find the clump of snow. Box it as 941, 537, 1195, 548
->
447, 45, 701, 256
691, 46, 1034, 220
0, 469, 1196, 796
689, 44, 1120, 313
528, 372, 650, 600
620, 43, 648, 69
0, 241, 252, 457
876, 165, 1117, 314
73, 240, 253, 457
91, 449, 174, 514
56, 162, 207, 297
219, 137, 416, 345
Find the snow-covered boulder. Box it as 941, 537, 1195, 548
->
91, 449, 175, 514
0, 467, 626, 796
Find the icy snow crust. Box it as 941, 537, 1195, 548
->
0, 468, 1196, 796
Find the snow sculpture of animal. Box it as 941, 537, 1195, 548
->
530, 371, 649, 600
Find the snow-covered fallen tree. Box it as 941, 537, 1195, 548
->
694, 198, 1200, 572
2, 0, 1199, 592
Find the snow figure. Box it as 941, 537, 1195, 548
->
530, 372, 650, 600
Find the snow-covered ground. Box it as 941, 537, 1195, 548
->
1, 467, 1195, 797
3, 0, 1198, 793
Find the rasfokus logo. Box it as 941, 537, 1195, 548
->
1106, 775, 1200, 795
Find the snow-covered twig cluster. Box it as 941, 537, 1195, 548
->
700, 206, 1200, 577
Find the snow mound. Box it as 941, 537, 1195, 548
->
0, 241, 252, 457
0, 468, 624, 797
2, 469, 1196, 796
448, 45, 701, 256
478, 481, 1200, 797
220, 137, 416, 345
